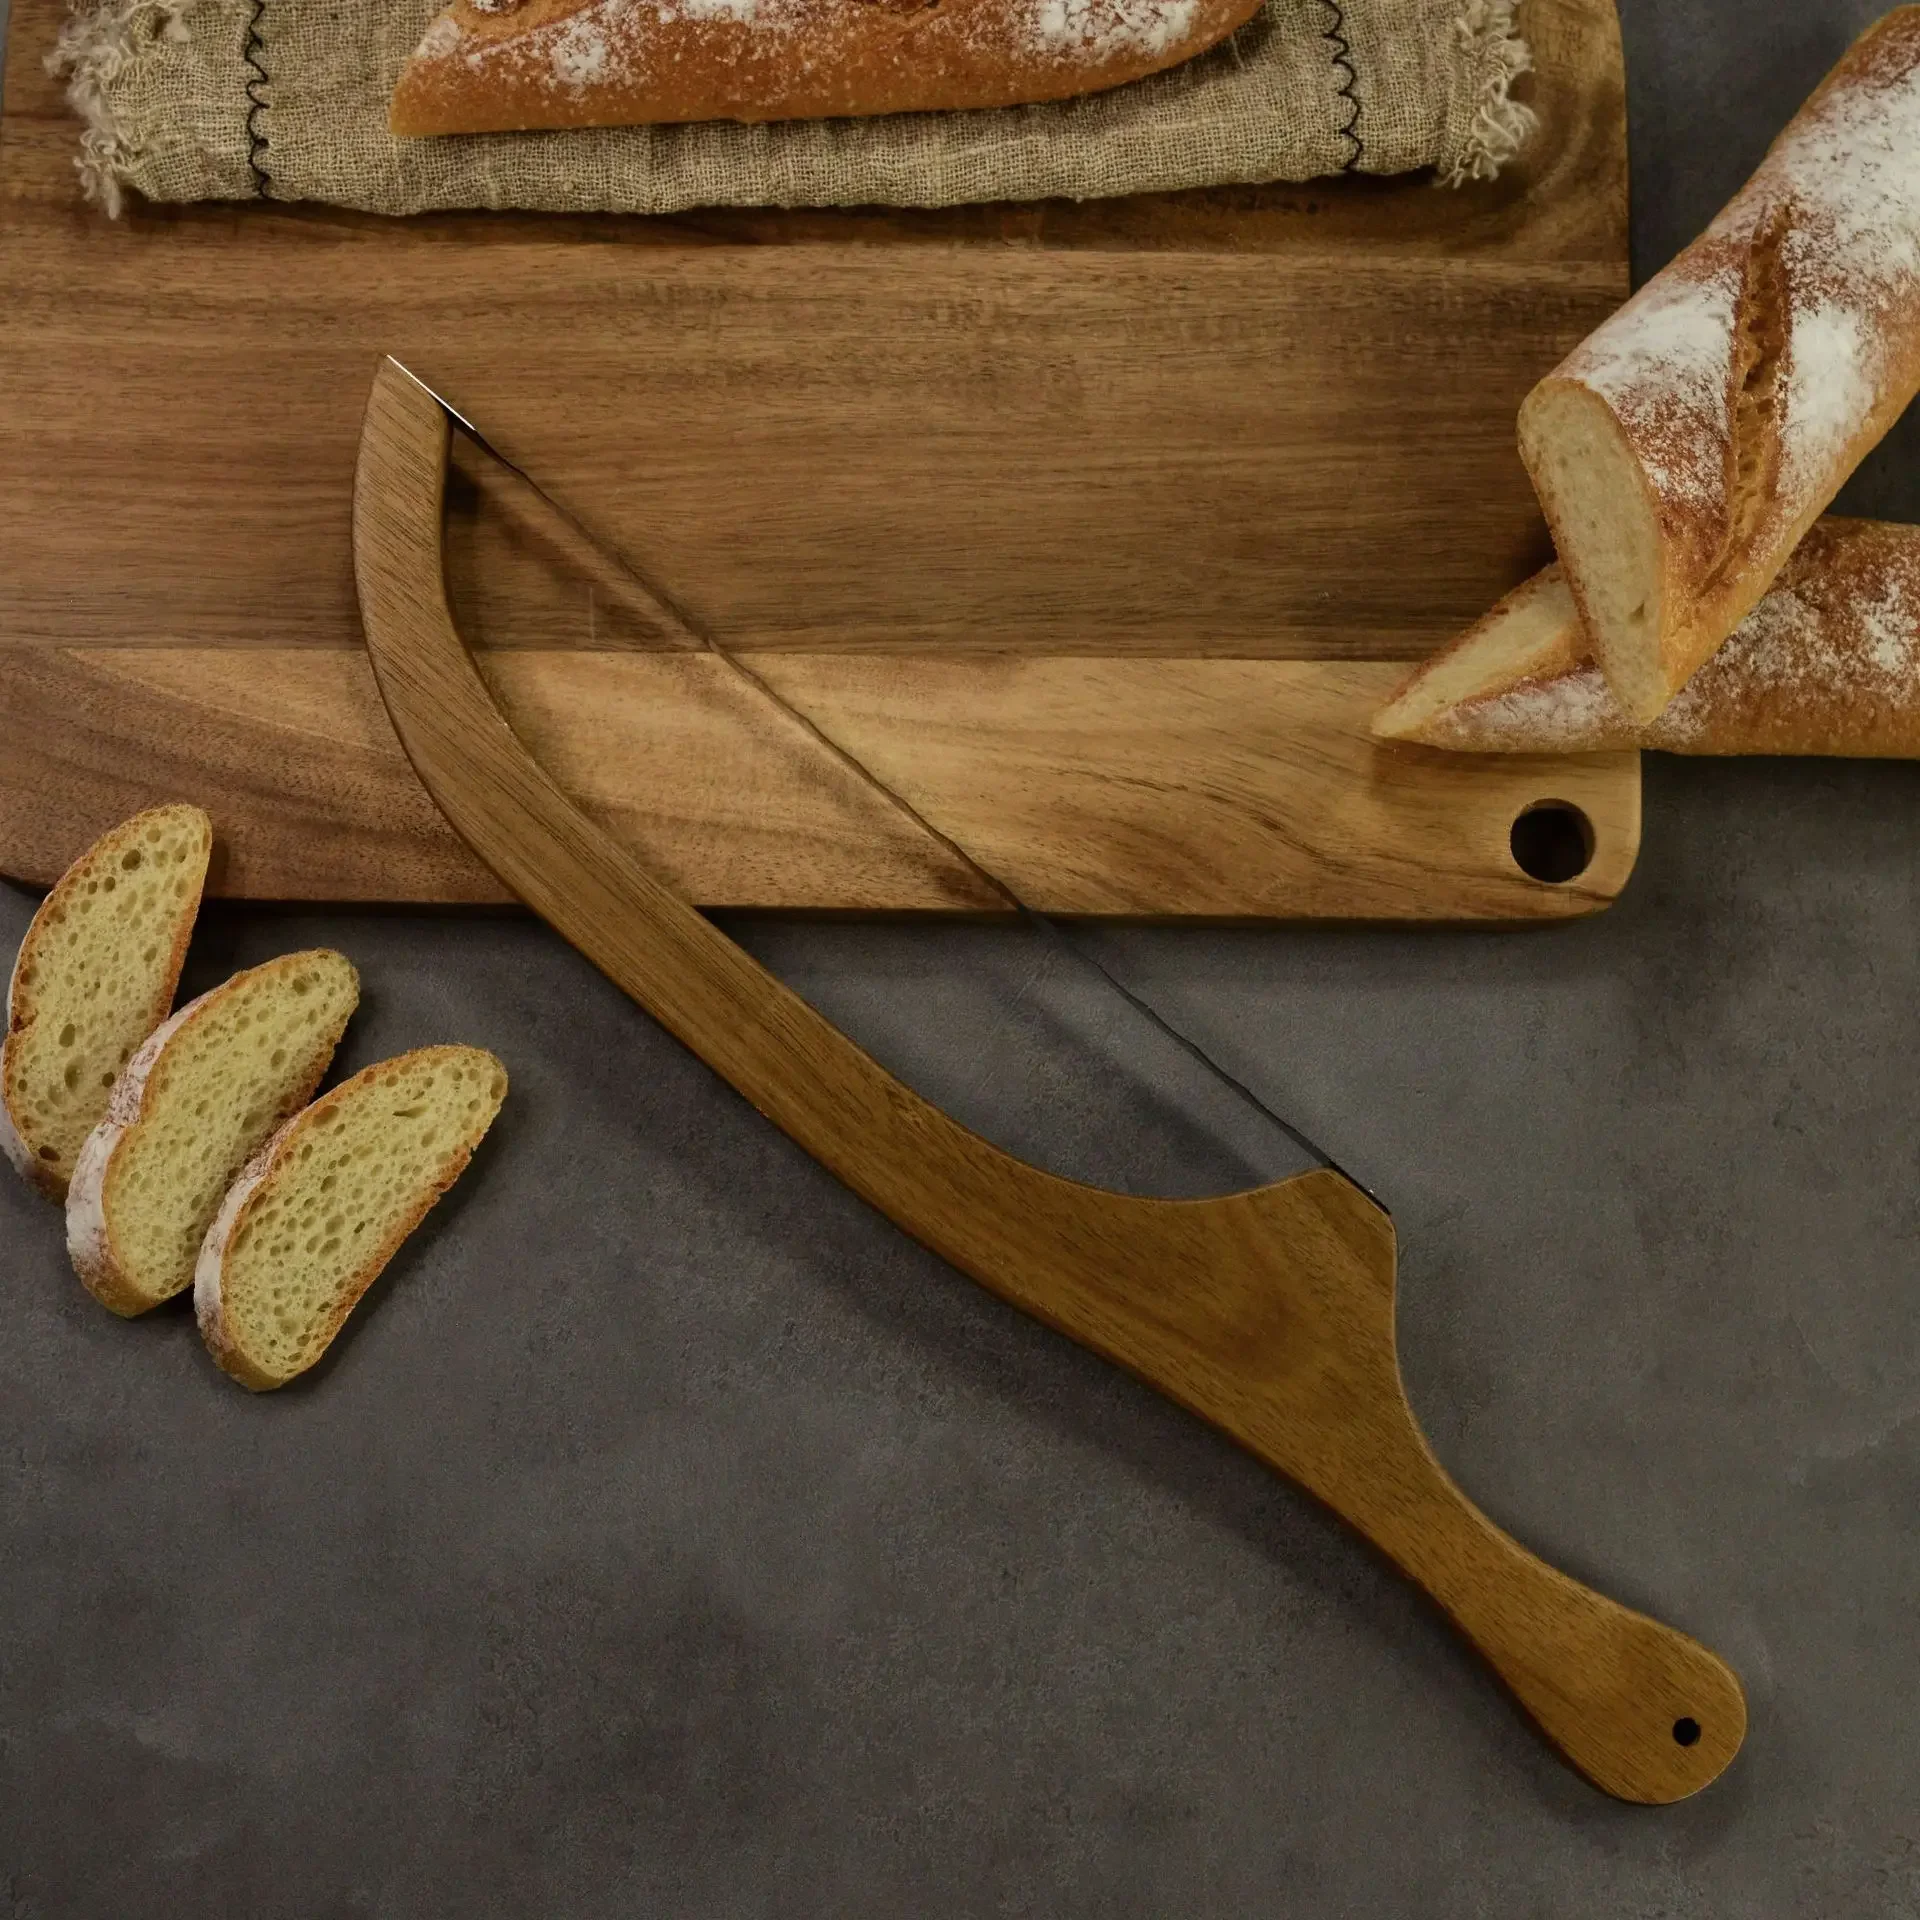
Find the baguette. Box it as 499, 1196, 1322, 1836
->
196, 1046, 508, 1391
389, 0, 1262, 136
68, 952, 360, 1316
1, 805, 210, 1200
1518, 8, 1920, 722
1372, 518, 1920, 756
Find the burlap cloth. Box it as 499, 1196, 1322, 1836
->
49, 0, 1534, 217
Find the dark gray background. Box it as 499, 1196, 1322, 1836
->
6, 3, 1918, 1913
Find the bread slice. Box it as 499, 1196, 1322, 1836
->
1518, 9, 1920, 722
1373, 518, 1920, 756
1, 805, 212, 1200
196, 1046, 508, 1390
67, 951, 360, 1316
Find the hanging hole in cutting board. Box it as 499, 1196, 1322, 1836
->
1672, 1717, 1703, 1747
1509, 801, 1596, 885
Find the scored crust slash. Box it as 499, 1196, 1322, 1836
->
354, 355, 1748, 1804
1510, 6, 1920, 729
1380, 9, 1920, 757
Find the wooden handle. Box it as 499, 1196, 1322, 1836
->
1231, 1178, 1747, 1803
353, 358, 1744, 1802
1410, 1484, 1747, 1805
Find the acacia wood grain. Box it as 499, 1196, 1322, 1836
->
0, 644, 1640, 913
355, 358, 1743, 1804
0, 0, 1636, 915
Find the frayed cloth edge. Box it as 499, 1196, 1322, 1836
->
1438, 0, 1536, 188
45, 0, 193, 216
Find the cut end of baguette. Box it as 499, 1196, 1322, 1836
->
197, 1046, 508, 1391
1373, 568, 1589, 745
1520, 380, 1671, 723
68, 950, 360, 1317
2, 805, 212, 1200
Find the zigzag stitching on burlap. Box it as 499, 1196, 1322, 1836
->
243, 0, 272, 196
1319, 0, 1363, 171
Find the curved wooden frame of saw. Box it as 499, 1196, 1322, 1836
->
352, 356, 1742, 1804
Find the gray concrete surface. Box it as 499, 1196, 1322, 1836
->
6, 2, 1920, 1913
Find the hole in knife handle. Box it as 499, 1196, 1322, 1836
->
1672, 1717, 1702, 1748
1509, 801, 1595, 885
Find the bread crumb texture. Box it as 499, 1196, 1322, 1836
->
1, 805, 210, 1197
200, 1046, 507, 1390
77, 951, 360, 1313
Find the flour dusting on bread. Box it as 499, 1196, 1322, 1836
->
1561, 40, 1920, 532
417, 15, 464, 56
391, 0, 1262, 133
1784, 302, 1875, 491
1564, 270, 1740, 509
408, 0, 1217, 82
1378, 519, 1920, 757
1033, 0, 1199, 59
1520, 13, 1920, 722
551, 12, 613, 83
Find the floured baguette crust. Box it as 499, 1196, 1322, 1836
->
1374, 518, 1920, 756
389, 0, 1263, 135
0, 964, 43, 1191
195, 1047, 508, 1391
0, 1021, 32, 1188
2, 805, 211, 1199
1518, 8, 1920, 722
191, 1143, 280, 1386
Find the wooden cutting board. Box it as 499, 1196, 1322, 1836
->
0, 0, 1637, 918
